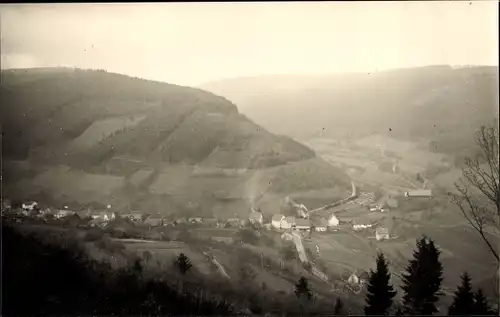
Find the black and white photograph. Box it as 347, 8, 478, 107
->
1, 2, 499, 316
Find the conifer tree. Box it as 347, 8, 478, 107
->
175, 253, 192, 275
364, 252, 397, 315
473, 288, 493, 315
334, 297, 346, 315
448, 272, 475, 315
294, 276, 312, 300
401, 236, 444, 315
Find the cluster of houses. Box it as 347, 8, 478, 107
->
3, 197, 394, 241
270, 213, 340, 232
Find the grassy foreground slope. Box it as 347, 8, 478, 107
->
1, 68, 351, 215
200, 65, 499, 156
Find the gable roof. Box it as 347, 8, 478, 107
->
249, 211, 263, 220
376, 226, 389, 234
283, 216, 296, 224
272, 214, 285, 221
313, 217, 328, 227
144, 217, 163, 226
295, 219, 311, 227
359, 271, 370, 280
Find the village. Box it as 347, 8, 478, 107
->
2, 187, 436, 296
2, 189, 432, 239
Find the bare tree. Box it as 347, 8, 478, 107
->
449, 124, 499, 264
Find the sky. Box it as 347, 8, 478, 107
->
1, 2, 498, 86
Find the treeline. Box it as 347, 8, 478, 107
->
361, 236, 498, 315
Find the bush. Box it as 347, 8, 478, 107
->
237, 228, 259, 245
84, 228, 104, 242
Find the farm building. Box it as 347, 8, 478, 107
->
144, 216, 164, 227
404, 189, 432, 198
225, 218, 241, 228
328, 214, 340, 227
295, 219, 311, 231
376, 227, 390, 241
351, 212, 386, 231
174, 217, 188, 225
55, 209, 76, 219
188, 217, 203, 224
358, 271, 370, 285
272, 214, 285, 229
313, 218, 328, 232
203, 218, 220, 227
249, 210, 264, 224
22, 201, 38, 211
281, 216, 296, 229
347, 272, 359, 285
347, 271, 369, 286
121, 211, 143, 222
76, 210, 91, 220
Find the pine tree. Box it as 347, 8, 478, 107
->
175, 253, 192, 275
364, 252, 397, 315
334, 297, 345, 315
401, 236, 444, 315
473, 288, 493, 315
294, 276, 312, 300
448, 272, 475, 315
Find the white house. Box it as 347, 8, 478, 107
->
328, 214, 340, 227
249, 210, 264, 225
22, 201, 38, 211
376, 227, 390, 241
281, 216, 296, 229
272, 214, 285, 229
348, 273, 360, 285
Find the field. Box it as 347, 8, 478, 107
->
71, 115, 146, 149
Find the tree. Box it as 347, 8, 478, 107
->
280, 244, 297, 261
401, 236, 444, 315
334, 297, 346, 315
174, 253, 192, 275
237, 228, 259, 245
364, 252, 397, 315
294, 276, 312, 301
238, 263, 256, 284
473, 288, 494, 315
448, 272, 475, 315
142, 250, 152, 263
449, 124, 500, 264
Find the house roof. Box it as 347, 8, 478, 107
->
226, 218, 240, 222
203, 218, 218, 223
408, 189, 432, 196
359, 271, 370, 280
313, 218, 329, 227
249, 211, 263, 220
284, 216, 296, 224
295, 219, 311, 227
272, 214, 285, 221
376, 227, 389, 234
145, 217, 163, 225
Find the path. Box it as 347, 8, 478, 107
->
202, 251, 231, 279
291, 231, 331, 284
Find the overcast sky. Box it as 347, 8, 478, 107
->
1, 2, 498, 86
